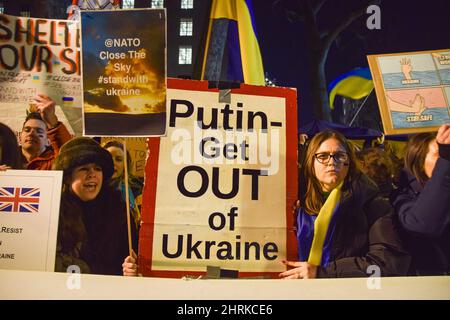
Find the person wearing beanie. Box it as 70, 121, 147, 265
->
391, 124, 450, 275
53, 137, 137, 276
19, 94, 72, 170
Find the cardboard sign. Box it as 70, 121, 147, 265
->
368, 49, 450, 135
0, 14, 82, 136
0, 170, 62, 272
139, 79, 298, 278
80, 9, 167, 136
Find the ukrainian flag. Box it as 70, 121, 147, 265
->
62, 96, 74, 106
328, 68, 374, 109
201, 0, 265, 86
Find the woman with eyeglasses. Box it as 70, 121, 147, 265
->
280, 130, 410, 279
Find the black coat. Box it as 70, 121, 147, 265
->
391, 157, 450, 275
55, 187, 131, 275
316, 175, 411, 278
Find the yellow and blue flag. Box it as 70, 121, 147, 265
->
328, 68, 374, 109
201, 0, 265, 86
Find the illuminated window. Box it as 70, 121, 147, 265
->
0, 2, 4, 14
151, 0, 164, 8
122, 0, 135, 8
178, 46, 192, 65
181, 0, 193, 9
179, 18, 193, 36
20, 11, 31, 17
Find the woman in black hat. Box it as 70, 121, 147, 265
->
53, 137, 137, 276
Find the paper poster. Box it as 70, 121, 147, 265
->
0, 170, 62, 272
80, 9, 167, 136
139, 79, 298, 278
368, 49, 450, 135
0, 14, 82, 136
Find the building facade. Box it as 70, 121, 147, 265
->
134, 0, 210, 79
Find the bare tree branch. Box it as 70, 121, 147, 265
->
303, 0, 318, 31
312, 0, 327, 16
273, 0, 306, 22
286, 10, 306, 22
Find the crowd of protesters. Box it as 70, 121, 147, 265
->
286, 125, 449, 278
1, 94, 448, 278
1, 95, 139, 276
280, 130, 410, 279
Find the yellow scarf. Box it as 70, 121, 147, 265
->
308, 181, 344, 266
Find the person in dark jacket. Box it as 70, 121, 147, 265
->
391, 124, 450, 275
0, 122, 23, 170
280, 130, 410, 279
53, 137, 137, 276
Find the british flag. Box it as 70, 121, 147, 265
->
0, 187, 40, 213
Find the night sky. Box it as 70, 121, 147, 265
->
251, 0, 449, 125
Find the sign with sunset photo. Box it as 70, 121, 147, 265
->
80, 9, 166, 136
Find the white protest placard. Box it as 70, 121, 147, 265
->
0, 170, 62, 271
0, 13, 82, 136
140, 79, 298, 278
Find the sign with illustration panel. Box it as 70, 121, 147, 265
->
368, 49, 450, 135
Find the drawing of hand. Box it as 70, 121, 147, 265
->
386, 93, 427, 115
400, 58, 412, 80
410, 94, 426, 115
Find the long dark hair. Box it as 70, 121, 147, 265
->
300, 130, 360, 215
0, 122, 23, 169
404, 132, 436, 186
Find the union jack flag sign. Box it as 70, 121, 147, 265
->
0, 187, 40, 213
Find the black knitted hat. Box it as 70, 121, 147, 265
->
53, 137, 114, 179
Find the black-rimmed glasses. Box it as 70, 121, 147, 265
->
314, 152, 349, 164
